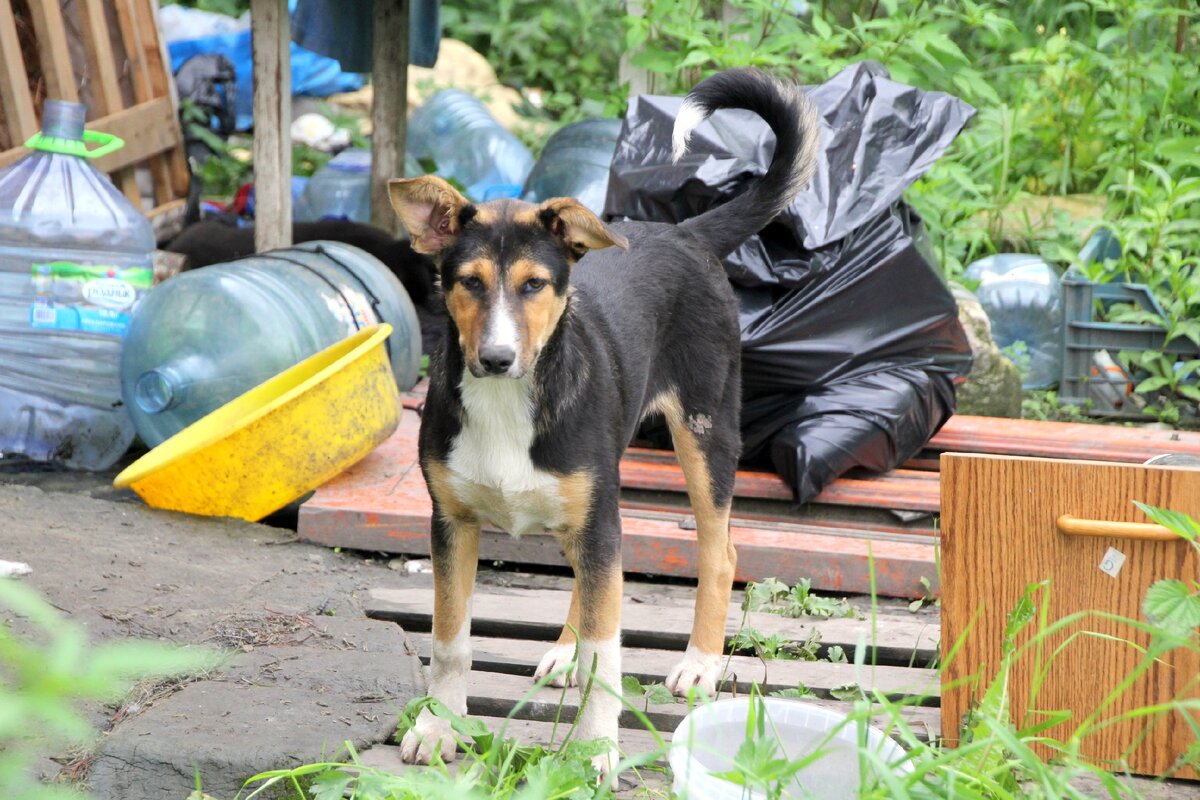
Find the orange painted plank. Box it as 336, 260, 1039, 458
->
930, 415, 1200, 463
299, 417, 937, 597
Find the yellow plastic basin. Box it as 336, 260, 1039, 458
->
114, 324, 400, 522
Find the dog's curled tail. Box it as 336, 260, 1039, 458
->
672, 68, 820, 259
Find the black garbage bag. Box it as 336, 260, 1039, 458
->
606, 62, 975, 504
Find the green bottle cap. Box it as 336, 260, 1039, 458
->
25, 130, 125, 160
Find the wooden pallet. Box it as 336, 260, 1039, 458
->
0, 0, 188, 228
356, 572, 940, 792
298, 382, 1200, 598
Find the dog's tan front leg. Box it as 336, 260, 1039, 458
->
534, 581, 581, 687
400, 507, 480, 765
575, 562, 623, 781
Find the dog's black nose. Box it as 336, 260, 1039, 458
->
479, 345, 516, 375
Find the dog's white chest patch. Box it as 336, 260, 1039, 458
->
447, 372, 567, 537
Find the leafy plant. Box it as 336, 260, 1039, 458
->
442, 0, 625, 126
0, 579, 217, 800
743, 577, 856, 620
621, 675, 677, 711
1135, 502, 1200, 637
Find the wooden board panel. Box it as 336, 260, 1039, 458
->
0, 0, 38, 144
931, 416, 1200, 463
112, 0, 172, 205
77, 0, 140, 204
941, 454, 1200, 778
404, 632, 939, 701
366, 586, 940, 667
130, 0, 189, 197
298, 414, 939, 598
28, 0, 79, 102
457, 668, 939, 742
621, 454, 940, 511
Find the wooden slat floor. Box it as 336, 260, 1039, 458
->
353, 570, 1200, 798
358, 570, 940, 795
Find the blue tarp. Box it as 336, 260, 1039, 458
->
167, 1, 365, 131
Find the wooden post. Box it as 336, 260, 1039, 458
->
251, 0, 293, 252
370, 0, 410, 234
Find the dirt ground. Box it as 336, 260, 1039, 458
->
0, 462, 425, 799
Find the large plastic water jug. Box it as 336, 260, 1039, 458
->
407, 90, 534, 201
965, 254, 1063, 390
522, 119, 622, 215
0, 100, 153, 470
120, 241, 422, 448
294, 148, 372, 223
294, 148, 425, 223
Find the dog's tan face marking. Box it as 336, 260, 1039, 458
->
507, 258, 568, 369
388, 177, 629, 380
443, 256, 500, 373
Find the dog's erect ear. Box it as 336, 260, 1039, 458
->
537, 198, 629, 259
388, 176, 472, 255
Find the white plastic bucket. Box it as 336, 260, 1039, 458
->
668, 697, 909, 799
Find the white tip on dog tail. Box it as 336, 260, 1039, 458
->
671, 99, 708, 163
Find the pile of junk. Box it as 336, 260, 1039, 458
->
4, 55, 1036, 519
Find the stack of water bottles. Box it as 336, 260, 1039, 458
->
407, 90, 534, 201
0, 101, 154, 470
522, 119, 622, 215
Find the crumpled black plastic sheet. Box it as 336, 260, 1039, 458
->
606, 62, 976, 504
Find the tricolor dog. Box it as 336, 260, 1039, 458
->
389, 68, 820, 776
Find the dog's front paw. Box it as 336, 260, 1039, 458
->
533, 642, 578, 688
666, 647, 724, 698
591, 744, 619, 785
399, 711, 457, 764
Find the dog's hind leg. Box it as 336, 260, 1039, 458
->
658, 388, 739, 699
400, 486, 481, 765
534, 578, 581, 688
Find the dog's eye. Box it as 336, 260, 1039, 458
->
521, 277, 547, 295
460, 275, 484, 292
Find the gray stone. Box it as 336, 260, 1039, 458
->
0, 484, 427, 798
953, 284, 1024, 418
86, 682, 410, 800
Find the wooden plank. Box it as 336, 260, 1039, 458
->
28, 0, 80, 102
0, 97, 180, 172
366, 586, 940, 667
942, 454, 1200, 778
458, 669, 940, 742
622, 451, 940, 510
360, 717, 671, 763
131, 0, 189, 197
297, 417, 939, 598
0, 0, 38, 143
251, 0, 292, 252
931, 415, 1200, 463
113, 0, 172, 206
77, 0, 141, 206
370, 0, 409, 232
405, 632, 939, 701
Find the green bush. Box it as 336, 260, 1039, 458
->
445, 0, 1198, 421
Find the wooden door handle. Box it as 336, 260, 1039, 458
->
1056, 514, 1178, 542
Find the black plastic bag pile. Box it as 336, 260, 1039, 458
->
606, 62, 975, 504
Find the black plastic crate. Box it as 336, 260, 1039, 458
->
1060, 275, 1200, 418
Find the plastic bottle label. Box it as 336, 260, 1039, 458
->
29, 261, 153, 336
